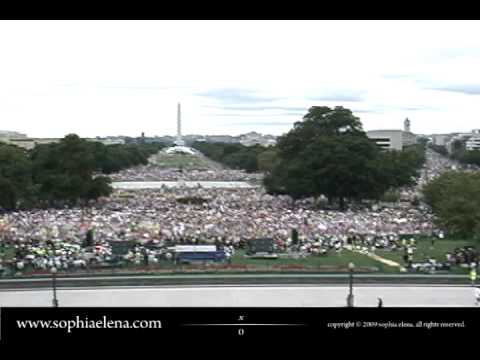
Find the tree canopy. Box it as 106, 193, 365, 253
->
0, 135, 164, 210
192, 141, 272, 173
264, 106, 424, 208
0, 144, 34, 210
423, 171, 480, 238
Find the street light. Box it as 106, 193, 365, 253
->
51, 266, 59, 308
347, 262, 355, 307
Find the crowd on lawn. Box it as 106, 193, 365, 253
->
0, 148, 477, 274
0, 186, 438, 273
109, 166, 263, 182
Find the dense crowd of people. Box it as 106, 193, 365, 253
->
446, 246, 479, 267
398, 148, 463, 202
109, 165, 264, 182
408, 245, 480, 274
0, 186, 437, 272
0, 147, 476, 274
418, 149, 464, 184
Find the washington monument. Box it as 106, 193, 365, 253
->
165, 102, 195, 154
175, 103, 185, 146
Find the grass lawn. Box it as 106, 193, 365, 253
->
6, 240, 477, 275
150, 152, 220, 170
376, 238, 478, 271
112, 250, 393, 273
230, 249, 394, 272
0, 246, 15, 262
109, 250, 388, 272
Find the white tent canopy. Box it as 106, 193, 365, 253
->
165, 146, 197, 155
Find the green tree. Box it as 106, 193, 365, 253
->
450, 139, 465, 160
86, 176, 112, 200
264, 159, 316, 200
376, 145, 424, 189
257, 148, 278, 173
0, 136, 163, 210
0, 144, 34, 210
458, 149, 480, 167
0, 176, 17, 210
265, 106, 386, 208
423, 171, 480, 238
192, 141, 267, 172
31, 134, 112, 206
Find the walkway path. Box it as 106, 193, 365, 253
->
346, 246, 402, 269
0, 285, 476, 307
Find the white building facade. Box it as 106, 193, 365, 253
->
366, 130, 417, 151
465, 136, 480, 151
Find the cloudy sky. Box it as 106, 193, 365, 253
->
1, 20, 480, 138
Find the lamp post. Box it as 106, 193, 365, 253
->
347, 262, 355, 307
51, 266, 59, 308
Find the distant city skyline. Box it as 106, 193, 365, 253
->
2, 20, 480, 137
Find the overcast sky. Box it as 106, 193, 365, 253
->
1, 20, 480, 138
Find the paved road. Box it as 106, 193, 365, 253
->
0, 285, 477, 307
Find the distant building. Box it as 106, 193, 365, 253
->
0, 130, 31, 148
240, 131, 262, 146
239, 131, 277, 147
366, 118, 417, 151
445, 130, 480, 153
0, 137, 35, 149
446, 134, 466, 154
0, 132, 126, 150
206, 135, 239, 143
0, 130, 27, 139
0, 137, 61, 150
155, 136, 175, 144
87, 137, 126, 146
465, 136, 480, 151
431, 134, 450, 146
175, 132, 277, 146
367, 130, 417, 151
